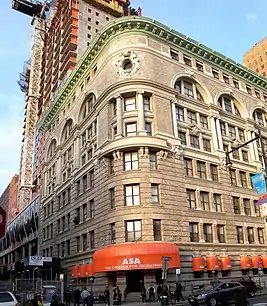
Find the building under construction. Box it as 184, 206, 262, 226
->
0, 0, 140, 279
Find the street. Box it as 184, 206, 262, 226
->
248, 295, 267, 305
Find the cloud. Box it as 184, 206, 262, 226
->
245, 13, 258, 23
0, 94, 24, 195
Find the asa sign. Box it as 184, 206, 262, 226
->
122, 258, 141, 265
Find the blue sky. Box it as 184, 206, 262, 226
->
0, 0, 266, 194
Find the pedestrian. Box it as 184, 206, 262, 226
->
156, 285, 163, 302
175, 282, 184, 302
104, 286, 110, 306
81, 287, 90, 306
148, 284, 155, 302
162, 286, 169, 305
141, 285, 147, 304
73, 287, 81, 306
50, 292, 59, 306
65, 287, 71, 306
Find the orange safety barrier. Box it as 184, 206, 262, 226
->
206, 256, 219, 271
192, 257, 204, 272
220, 256, 231, 270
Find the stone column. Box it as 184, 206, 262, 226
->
243, 225, 249, 244
215, 117, 223, 150
56, 153, 61, 185
43, 170, 48, 197
252, 131, 260, 161
212, 222, 218, 243
74, 132, 80, 170
137, 91, 146, 135
209, 116, 219, 151
198, 220, 205, 243
115, 94, 123, 138
171, 101, 178, 138
254, 226, 259, 244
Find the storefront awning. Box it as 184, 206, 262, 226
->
72, 264, 94, 278
93, 242, 180, 272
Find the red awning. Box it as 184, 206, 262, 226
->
77, 265, 85, 277
206, 256, 219, 271
240, 256, 251, 269
192, 257, 204, 272
251, 256, 261, 269
72, 266, 78, 278
93, 242, 180, 272
220, 256, 231, 270
84, 264, 94, 277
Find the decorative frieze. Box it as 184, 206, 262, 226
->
157, 150, 168, 160
112, 150, 122, 161
171, 144, 184, 160
139, 147, 149, 158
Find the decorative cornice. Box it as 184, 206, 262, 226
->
39, 16, 267, 131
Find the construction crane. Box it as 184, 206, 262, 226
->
12, 0, 51, 209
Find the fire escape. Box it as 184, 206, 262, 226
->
13, 0, 50, 208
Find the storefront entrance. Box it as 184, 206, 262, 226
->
126, 270, 144, 292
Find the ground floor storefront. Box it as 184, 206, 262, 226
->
67, 242, 267, 298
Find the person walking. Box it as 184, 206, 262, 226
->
104, 286, 110, 306
64, 287, 71, 306
175, 282, 184, 302
81, 288, 90, 306
141, 285, 147, 304
148, 285, 155, 302
73, 287, 81, 306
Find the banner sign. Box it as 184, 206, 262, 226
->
251, 172, 267, 205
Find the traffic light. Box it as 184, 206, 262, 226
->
89, 277, 94, 283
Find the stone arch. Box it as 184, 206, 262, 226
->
60, 118, 74, 144
215, 90, 248, 118
171, 73, 213, 104
251, 105, 267, 127
78, 92, 97, 122
46, 138, 58, 160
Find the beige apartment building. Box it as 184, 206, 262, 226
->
40, 16, 267, 293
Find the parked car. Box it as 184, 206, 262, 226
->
0, 291, 20, 306
188, 281, 246, 306
238, 278, 257, 297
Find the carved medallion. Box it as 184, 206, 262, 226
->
115, 51, 141, 79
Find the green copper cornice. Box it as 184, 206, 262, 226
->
40, 16, 267, 130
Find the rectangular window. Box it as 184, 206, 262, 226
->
66, 240, 70, 256
82, 204, 87, 221
242, 150, 249, 162
203, 139, 211, 152
124, 152, 139, 170
232, 149, 240, 160
125, 184, 140, 206
187, 111, 197, 124
203, 223, 213, 243
110, 188, 115, 208
143, 96, 151, 111
184, 158, 193, 176
233, 197, 240, 214
200, 115, 208, 129
217, 225, 225, 243
258, 228, 264, 244
190, 135, 200, 149
76, 181, 80, 196
184, 81, 194, 98
240, 171, 247, 188
125, 122, 137, 136
89, 170, 94, 187
183, 56, 192, 67
233, 79, 239, 89
89, 199, 94, 218
76, 236, 80, 252
228, 125, 236, 138
125, 220, 142, 242
230, 169, 237, 185
82, 175, 87, 192
238, 129, 245, 141
246, 86, 252, 95
200, 191, 209, 210
175, 107, 184, 121
247, 227, 254, 244
187, 189, 196, 209
196, 62, 203, 72
223, 74, 229, 84
110, 223, 116, 243
153, 220, 162, 241
220, 122, 226, 136
254, 200, 260, 216
149, 152, 157, 170
151, 184, 159, 204
89, 230, 95, 249
197, 161, 207, 179
145, 122, 152, 136
124, 96, 136, 111
189, 222, 199, 242
213, 194, 222, 212
244, 199, 251, 216
178, 131, 186, 145
210, 164, 219, 181
212, 68, 219, 79
82, 233, 87, 251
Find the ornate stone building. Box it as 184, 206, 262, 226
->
40, 17, 267, 292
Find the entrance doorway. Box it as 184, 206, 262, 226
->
126, 271, 144, 292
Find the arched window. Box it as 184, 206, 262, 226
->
174, 79, 204, 102
218, 95, 241, 117
79, 93, 96, 121
47, 139, 57, 159
61, 119, 74, 142
253, 109, 267, 127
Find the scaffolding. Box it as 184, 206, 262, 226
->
13, 0, 51, 208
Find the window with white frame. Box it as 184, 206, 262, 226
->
253, 109, 266, 127
176, 107, 184, 121
124, 152, 138, 170
124, 184, 140, 206
81, 94, 95, 120
124, 96, 136, 111
125, 220, 142, 242
125, 122, 137, 136
143, 96, 151, 111
151, 184, 159, 204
